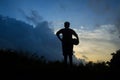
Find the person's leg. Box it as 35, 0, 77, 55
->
64, 55, 67, 65
69, 54, 73, 66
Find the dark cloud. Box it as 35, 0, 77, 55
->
19, 9, 43, 25
73, 55, 86, 65
0, 14, 86, 63
88, 0, 120, 38
82, 55, 88, 60
114, 13, 120, 38
0, 15, 62, 61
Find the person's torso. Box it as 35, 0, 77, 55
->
62, 28, 74, 44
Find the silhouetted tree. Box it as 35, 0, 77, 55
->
109, 49, 120, 71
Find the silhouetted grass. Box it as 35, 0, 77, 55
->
0, 49, 119, 80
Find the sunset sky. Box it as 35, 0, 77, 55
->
0, 0, 120, 62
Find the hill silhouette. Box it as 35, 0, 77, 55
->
0, 49, 120, 80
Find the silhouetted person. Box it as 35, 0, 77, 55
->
56, 21, 79, 66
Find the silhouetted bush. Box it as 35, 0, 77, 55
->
0, 49, 47, 69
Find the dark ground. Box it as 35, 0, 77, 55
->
0, 49, 120, 80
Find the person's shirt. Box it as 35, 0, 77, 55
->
56, 28, 78, 45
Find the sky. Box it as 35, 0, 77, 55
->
0, 0, 120, 62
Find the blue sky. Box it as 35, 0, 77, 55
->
1, 0, 119, 27
0, 0, 119, 24
0, 0, 120, 62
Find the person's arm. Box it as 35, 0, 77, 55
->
74, 32, 79, 40
72, 30, 79, 42
56, 29, 62, 42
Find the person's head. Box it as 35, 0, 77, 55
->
64, 21, 70, 28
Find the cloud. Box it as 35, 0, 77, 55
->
19, 9, 43, 26
73, 24, 120, 62
0, 14, 89, 64
88, 0, 120, 37
0, 14, 62, 61
82, 55, 88, 60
